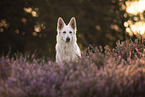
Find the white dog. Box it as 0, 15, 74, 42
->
55, 17, 81, 62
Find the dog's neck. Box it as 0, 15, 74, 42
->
59, 41, 75, 48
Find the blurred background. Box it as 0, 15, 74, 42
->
0, 0, 145, 60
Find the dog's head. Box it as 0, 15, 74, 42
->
57, 17, 77, 43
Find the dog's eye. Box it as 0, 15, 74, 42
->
69, 31, 72, 34
63, 31, 66, 34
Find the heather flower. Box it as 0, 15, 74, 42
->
0, 39, 145, 97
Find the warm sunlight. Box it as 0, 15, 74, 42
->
125, 0, 145, 36
34, 24, 41, 32
24, 7, 32, 13
24, 7, 38, 17
0, 19, 9, 32
126, 22, 145, 36
126, 0, 145, 15
32, 11, 38, 17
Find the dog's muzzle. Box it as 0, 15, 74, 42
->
66, 37, 70, 42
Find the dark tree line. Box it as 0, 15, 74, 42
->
0, 0, 131, 59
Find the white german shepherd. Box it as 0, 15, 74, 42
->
55, 17, 81, 62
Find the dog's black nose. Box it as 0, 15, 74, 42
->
66, 37, 70, 42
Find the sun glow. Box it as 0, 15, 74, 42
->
125, 0, 145, 36
24, 7, 38, 17
127, 22, 145, 36
0, 19, 9, 32
126, 0, 145, 15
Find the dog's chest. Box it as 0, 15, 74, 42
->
62, 44, 75, 56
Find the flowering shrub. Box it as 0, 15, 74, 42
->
0, 39, 145, 97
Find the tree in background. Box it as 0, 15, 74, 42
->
0, 0, 134, 59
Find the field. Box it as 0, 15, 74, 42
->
0, 39, 145, 97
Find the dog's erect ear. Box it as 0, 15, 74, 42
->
57, 17, 65, 31
68, 17, 77, 31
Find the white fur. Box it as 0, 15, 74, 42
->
55, 17, 81, 62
